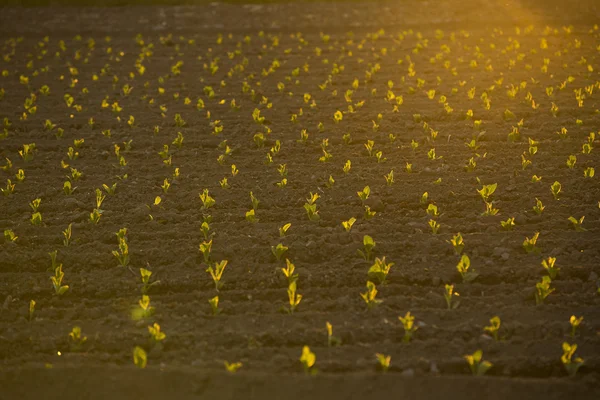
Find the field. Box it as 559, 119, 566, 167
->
1, 1, 599, 399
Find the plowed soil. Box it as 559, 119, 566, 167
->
0, 1, 599, 399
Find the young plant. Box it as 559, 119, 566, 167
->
568, 216, 586, 231
148, 323, 166, 343
29, 299, 35, 321
357, 235, 376, 261
541, 257, 559, 279
199, 240, 213, 263
281, 259, 298, 285
51, 264, 69, 296
342, 217, 356, 232
300, 346, 317, 375
357, 186, 370, 203
535, 276, 554, 305
384, 170, 394, 185
68, 326, 87, 351
206, 260, 228, 291
304, 192, 320, 221
208, 295, 220, 315
224, 361, 242, 373
456, 254, 478, 282
286, 281, 302, 313
271, 243, 288, 261
500, 217, 515, 230
523, 232, 540, 254
448, 233, 464, 255
428, 219, 441, 234
250, 191, 259, 210
533, 198, 545, 215
550, 181, 561, 200
477, 183, 497, 202
112, 228, 129, 267
368, 257, 394, 285
398, 311, 418, 342
561, 342, 584, 377
279, 223, 291, 237
375, 353, 391, 372
133, 346, 147, 369
199, 189, 216, 210
4, 229, 18, 243
464, 350, 492, 376
326, 322, 341, 347
444, 284, 459, 309
569, 315, 583, 338
140, 267, 160, 294
31, 212, 42, 226
245, 209, 258, 223
483, 316, 501, 341
360, 281, 382, 310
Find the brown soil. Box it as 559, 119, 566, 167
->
0, 1, 599, 399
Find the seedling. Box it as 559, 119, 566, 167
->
426, 204, 439, 217
29, 198, 41, 212
375, 353, 391, 372
89, 209, 102, 224
271, 243, 288, 261
140, 267, 160, 294
444, 284, 459, 309
134, 295, 155, 319
360, 281, 382, 309
133, 346, 147, 369
448, 233, 464, 255
364, 206, 376, 219
29, 299, 35, 321
245, 209, 258, 223
103, 183, 117, 195
303, 193, 320, 221
342, 217, 356, 232
357, 235, 376, 261
208, 296, 220, 315
566, 155, 577, 169
68, 326, 87, 351
477, 183, 497, 202
523, 232, 540, 254
428, 219, 441, 234
457, 254, 478, 282
570, 315, 583, 338
568, 216, 586, 231
281, 259, 298, 284
207, 260, 228, 291
112, 229, 129, 267
326, 322, 341, 347
51, 264, 69, 296
300, 346, 316, 375
199, 240, 213, 263
250, 191, 259, 210
31, 212, 42, 226
148, 323, 166, 343
286, 281, 302, 313
343, 160, 351, 174
583, 167, 595, 178
541, 257, 559, 279
224, 361, 242, 373
464, 350, 492, 376
398, 311, 418, 342
483, 316, 501, 340
199, 189, 216, 210
561, 342, 584, 377
357, 186, 370, 203
4, 229, 18, 243
368, 257, 394, 285
535, 276, 554, 305
384, 170, 394, 185
279, 223, 291, 237
500, 217, 515, 230
551, 181, 561, 200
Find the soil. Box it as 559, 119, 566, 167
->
0, 1, 599, 399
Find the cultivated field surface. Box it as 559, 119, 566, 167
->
0, 1, 599, 399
